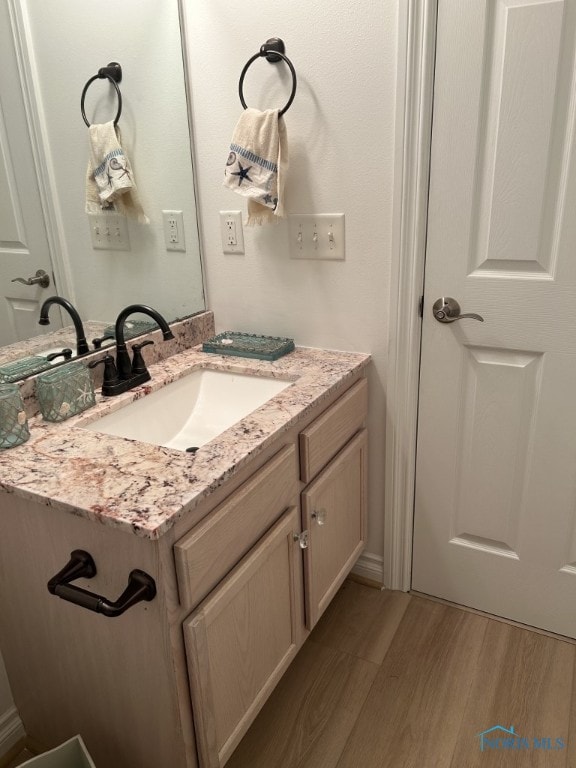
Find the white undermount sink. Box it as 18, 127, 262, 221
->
83, 368, 292, 451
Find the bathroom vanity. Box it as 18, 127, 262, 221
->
0, 337, 369, 768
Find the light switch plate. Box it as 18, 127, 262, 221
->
88, 213, 130, 251
288, 214, 345, 260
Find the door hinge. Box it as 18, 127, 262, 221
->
418, 295, 424, 318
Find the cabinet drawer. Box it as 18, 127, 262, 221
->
299, 378, 367, 482
174, 444, 298, 611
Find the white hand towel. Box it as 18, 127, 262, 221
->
223, 108, 288, 225
85, 121, 149, 224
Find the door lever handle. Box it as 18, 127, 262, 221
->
432, 297, 484, 323
11, 269, 50, 289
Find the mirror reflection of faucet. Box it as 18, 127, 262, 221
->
92, 334, 115, 350
38, 296, 90, 356
46, 348, 73, 363
89, 304, 174, 397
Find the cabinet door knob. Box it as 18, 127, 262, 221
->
293, 530, 309, 549
311, 509, 327, 526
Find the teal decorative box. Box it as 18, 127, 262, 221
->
0, 356, 52, 383
102, 319, 158, 341
0, 383, 30, 449
202, 332, 295, 361
36, 362, 96, 422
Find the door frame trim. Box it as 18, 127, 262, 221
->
384, 0, 437, 590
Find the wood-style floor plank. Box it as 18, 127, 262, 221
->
451, 621, 574, 767
225, 638, 379, 768
335, 596, 489, 768
310, 581, 411, 664
5, 585, 575, 768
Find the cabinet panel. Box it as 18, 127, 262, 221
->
183, 507, 304, 768
174, 445, 297, 610
299, 378, 367, 482
302, 429, 368, 629
0, 494, 189, 768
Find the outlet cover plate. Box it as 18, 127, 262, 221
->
162, 210, 186, 252
220, 211, 245, 254
288, 213, 345, 260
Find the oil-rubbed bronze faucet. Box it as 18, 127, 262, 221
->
38, 296, 90, 356
90, 304, 174, 397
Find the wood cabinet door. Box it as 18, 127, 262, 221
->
183, 506, 304, 768
302, 429, 368, 629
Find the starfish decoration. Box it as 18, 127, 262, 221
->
231, 162, 253, 186
76, 382, 95, 406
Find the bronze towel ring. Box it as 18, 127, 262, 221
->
238, 39, 297, 117
81, 62, 123, 127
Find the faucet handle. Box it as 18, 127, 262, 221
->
92, 334, 115, 350
46, 348, 73, 362
131, 340, 154, 375
89, 354, 119, 388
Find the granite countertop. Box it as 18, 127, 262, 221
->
0, 346, 370, 540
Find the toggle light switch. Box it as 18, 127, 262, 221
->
288, 214, 345, 260
88, 213, 130, 251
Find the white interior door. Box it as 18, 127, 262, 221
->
412, 0, 576, 637
0, 1, 59, 346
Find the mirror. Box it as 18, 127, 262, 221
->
0, 0, 205, 374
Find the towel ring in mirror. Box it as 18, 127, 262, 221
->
81, 62, 123, 127
238, 39, 297, 117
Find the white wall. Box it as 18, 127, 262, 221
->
184, 0, 400, 558
21, 0, 204, 323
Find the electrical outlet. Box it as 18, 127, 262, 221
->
225, 217, 237, 246
88, 213, 130, 251
220, 211, 244, 254
162, 210, 186, 252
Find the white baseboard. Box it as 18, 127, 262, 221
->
352, 551, 384, 585
0, 705, 25, 759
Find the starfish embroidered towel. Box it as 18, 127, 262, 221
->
85, 121, 149, 224
223, 108, 288, 225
